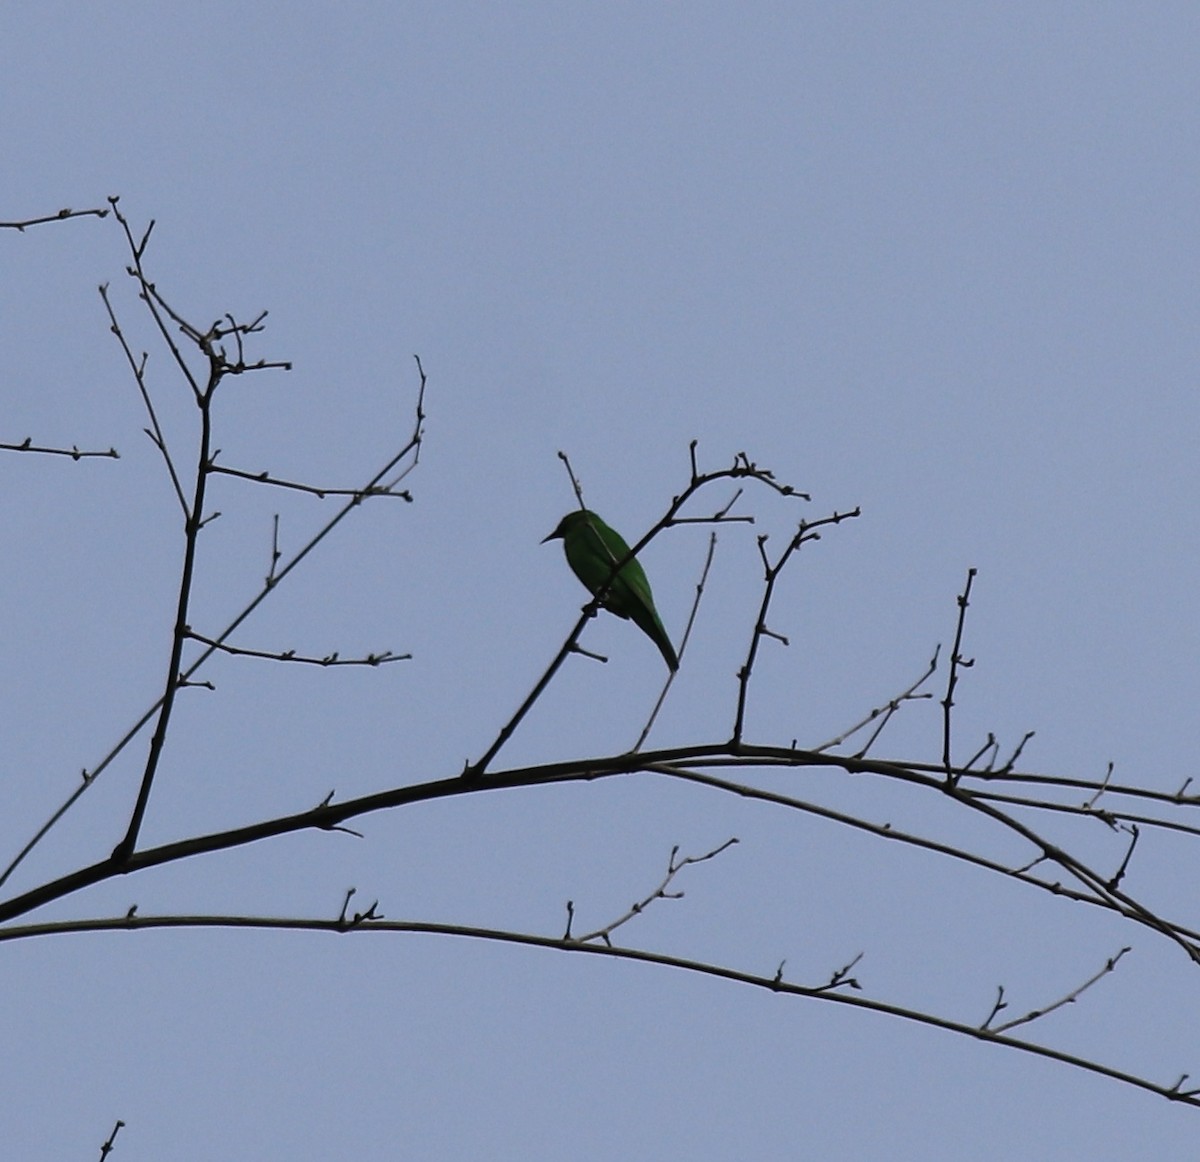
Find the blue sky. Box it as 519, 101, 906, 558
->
4, 5, 1200, 1158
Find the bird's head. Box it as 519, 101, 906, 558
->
541, 509, 591, 544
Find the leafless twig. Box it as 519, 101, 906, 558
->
98, 1119, 125, 1160
572, 838, 739, 945
632, 532, 719, 752
731, 508, 861, 744
942, 567, 977, 783
185, 630, 408, 668
982, 946, 1131, 1034
1, 438, 119, 460
209, 459, 413, 501
1, 205, 109, 231
814, 646, 940, 755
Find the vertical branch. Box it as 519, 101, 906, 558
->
731, 534, 787, 745
111, 358, 218, 861
556, 450, 587, 509
99, 282, 188, 514
632, 531, 718, 752
108, 199, 205, 399
942, 567, 977, 785
731, 508, 860, 745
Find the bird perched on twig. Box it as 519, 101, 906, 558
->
543, 509, 679, 672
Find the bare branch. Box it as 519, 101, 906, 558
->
11, 206, 1200, 1124
3, 912, 1192, 1109
98, 1118, 126, 1161
1084, 761, 1117, 809
813, 646, 940, 755
572, 838, 738, 945
99, 281, 188, 515
815, 951, 865, 993
556, 449, 587, 509
1, 438, 119, 460
0, 205, 109, 231
208, 459, 413, 501
942, 567, 977, 782
985, 946, 1132, 1034
336, 887, 382, 928
185, 630, 409, 668
731, 508, 861, 744
632, 531, 719, 752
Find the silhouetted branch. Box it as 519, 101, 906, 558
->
731, 508, 861, 744
99, 280, 188, 514
98, 1118, 126, 1160
572, 838, 738, 945
0, 224, 428, 887
942, 567, 977, 782
982, 946, 1131, 1034
208, 459, 413, 500
1, 438, 119, 460
814, 646, 940, 755
3, 911, 1193, 1109
0, 205, 109, 231
633, 531, 718, 752
185, 630, 409, 667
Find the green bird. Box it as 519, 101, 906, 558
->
543, 509, 679, 672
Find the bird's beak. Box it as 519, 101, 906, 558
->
541, 530, 560, 544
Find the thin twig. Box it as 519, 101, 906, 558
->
0, 205, 109, 231
632, 531, 718, 752
984, 947, 1132, 1034
208, 460, 413, 500
942, 567, 977, 783
557, 450, 587, 509
0, 439, 119, 460
813, 646, 940, 755
572, 838, 738, 945
731, 509, 861, 744
185, 630, 409, 667
98, 1119, 125, 1161
108, 198, 204, 401
1084, 762, 1117, 810
99, 281, 188, 515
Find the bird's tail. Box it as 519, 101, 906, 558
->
633, 606, 679, 672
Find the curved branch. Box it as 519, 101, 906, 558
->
1, 910, 1193, 1108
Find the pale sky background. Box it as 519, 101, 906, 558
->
4, 4, 1200, 1159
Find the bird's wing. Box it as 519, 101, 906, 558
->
564, 514, 634, 608
590, 517, 658, 611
